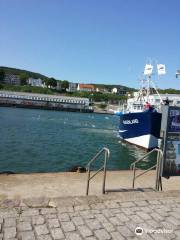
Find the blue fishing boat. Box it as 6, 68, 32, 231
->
118, 63, 166, 149
119, 109, 162, 149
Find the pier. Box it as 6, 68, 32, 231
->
0, 91, 93, 113
0, 171, 180, 239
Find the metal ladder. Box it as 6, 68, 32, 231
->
86, 147, 110, 196
130, 148, 163, 190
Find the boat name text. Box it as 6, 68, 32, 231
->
123, 119, 139, 125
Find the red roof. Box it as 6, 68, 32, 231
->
79, 84, 94, 89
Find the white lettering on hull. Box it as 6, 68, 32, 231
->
123, 119, 139, 125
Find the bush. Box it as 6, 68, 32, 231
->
0, 84, 54, 95
99, 103, 107, 109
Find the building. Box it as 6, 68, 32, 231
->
56, 81, 62, 91
67, 82, 77, 92
3, 74, 20, 85
77, 84, 94, 92
128, 94, 180, 107
96, 87, 109, 93
111, 87, 127, 95
111, 88, 118, 94
0, 91, 92, 112
28, 78, 45, 87
117, 87, 127, 96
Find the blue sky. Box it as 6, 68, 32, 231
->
0, 0, 180, 89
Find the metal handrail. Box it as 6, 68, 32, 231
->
130, 148, 163, 190
130, 148, 160, 170
86, 147, 110, 196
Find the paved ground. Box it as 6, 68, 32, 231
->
0, 171, 180, 239
0, 191, 180, 240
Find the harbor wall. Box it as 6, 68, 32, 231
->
0, 91, 93, 113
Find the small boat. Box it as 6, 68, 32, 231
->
118, 63, 166, 150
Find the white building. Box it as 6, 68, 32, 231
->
4, 74, 20, 85
28, 78, 45, 87
67, 82, 77, 92
56, 81, 62, 91
128, 94, 180, 111
111, 88, 118, 94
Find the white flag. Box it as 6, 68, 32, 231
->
157, 64, 166, 75
144, 64, 153, 76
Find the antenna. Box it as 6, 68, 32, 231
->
176, 69, 180, 78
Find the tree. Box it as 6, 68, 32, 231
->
19, 73, 28, 85
49, 78, 57, 88
43, 78, 50, 88
43, 77, 57, 88
61, 80, 69, 90
0, 70, 5, 83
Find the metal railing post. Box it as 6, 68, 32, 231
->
132, 164, 136, 188
102, 151, 107, 194
85, 147, 110, 196
86, 168, 90, 196
157, 150, 163, 191
130, 148, 163, 191
155, 151, 160, 190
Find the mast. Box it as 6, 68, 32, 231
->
144, 62, 166, 104
147, 75, 151, 102
144, 63, 153, 102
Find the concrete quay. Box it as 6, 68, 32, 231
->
0, 171, 180, 239
0, 170, 180, 200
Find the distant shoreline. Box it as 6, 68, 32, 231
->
0, 104, 116, 115
0, 103, 93, 113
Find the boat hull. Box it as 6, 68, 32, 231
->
119, 111, 162, 149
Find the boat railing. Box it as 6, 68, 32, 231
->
86, 147, 110, 196
130, 148, 163, 190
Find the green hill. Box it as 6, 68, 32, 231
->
92, 83, 135, 92
3, 66, 180, 94
0, 66, 48, 80
0, 66, 135, 92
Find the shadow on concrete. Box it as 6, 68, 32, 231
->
105, 187, 155, 193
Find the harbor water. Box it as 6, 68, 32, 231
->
0, 107, 155, 173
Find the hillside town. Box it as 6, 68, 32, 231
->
0, 71, 129, 96
1, 67, 180, 115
